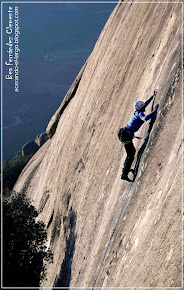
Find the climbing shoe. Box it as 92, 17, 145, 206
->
121, 173, 132, 182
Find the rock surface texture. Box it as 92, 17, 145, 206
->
22, 141, 39, 157
35, 132, 48, 147
14, 1, 183, 288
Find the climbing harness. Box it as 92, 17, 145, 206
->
118, 126, 149, 146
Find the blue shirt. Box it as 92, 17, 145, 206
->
126, 95, 156, 132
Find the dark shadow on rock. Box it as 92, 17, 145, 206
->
133, 111, 157, 182
54, 210, 77, 289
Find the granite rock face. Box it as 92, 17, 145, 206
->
14, 1, 182, 288
22, 141, 39, 157
46, 62, 87, 139
35, 132, 48, 147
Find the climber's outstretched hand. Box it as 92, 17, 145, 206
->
153, 89, 158, 96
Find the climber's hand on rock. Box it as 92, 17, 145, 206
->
155, 104, 159, 111
153, 89, 158, 96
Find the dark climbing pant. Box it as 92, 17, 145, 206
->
121, 129, 136, 175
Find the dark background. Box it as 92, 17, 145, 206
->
2, 2, 116, 159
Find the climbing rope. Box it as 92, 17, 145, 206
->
91, 182, 134, 290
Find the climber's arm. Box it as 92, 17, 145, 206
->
144, 90, 157, 108
139, 104, 159, 121
144, 95, 154, 108
138, 111, 156, 121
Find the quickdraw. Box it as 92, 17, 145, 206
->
121, 140, 132, 145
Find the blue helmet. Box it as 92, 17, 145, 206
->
134, 101, 145, 111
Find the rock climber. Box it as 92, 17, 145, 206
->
119, 90, 159, 182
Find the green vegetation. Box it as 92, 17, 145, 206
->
3, 191, 53, 287
2, 151, 32, 195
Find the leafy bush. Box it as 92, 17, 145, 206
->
3, 191, 53, 287
2, 151, 32, 194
